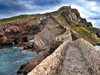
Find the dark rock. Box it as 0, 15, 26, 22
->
23, 37, 28, 42
17, 50, 49, 74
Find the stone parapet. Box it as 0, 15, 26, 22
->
28, 38, 100, 75
28, 41, 69, 75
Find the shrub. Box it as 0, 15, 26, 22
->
54, 41, 58, 48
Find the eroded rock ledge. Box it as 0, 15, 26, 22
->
28, 38, 100, 75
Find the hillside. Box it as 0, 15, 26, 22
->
0, 6, 100, 75
0, 6, 100, 45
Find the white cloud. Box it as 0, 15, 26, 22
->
1, 0, 100, 28
70, 0, 100, 28
25, 4, 33, 9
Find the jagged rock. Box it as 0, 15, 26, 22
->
71, 9, 81, 22
0, 36, 12, 44
34, 18, 64, 50
17, 50, 49, 74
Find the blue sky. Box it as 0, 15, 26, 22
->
0, 0, 100, 28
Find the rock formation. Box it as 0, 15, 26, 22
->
0, 6, 100, 75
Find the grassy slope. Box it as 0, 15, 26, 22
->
0, 6, 69, 24
0, 14, 45, 24
71, 21, 99, 43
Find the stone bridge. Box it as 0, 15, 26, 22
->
27, 26, 100, 75
28, 38, 100, 75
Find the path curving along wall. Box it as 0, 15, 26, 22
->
28, 38, 100, 75
69, 38, 100, 75
28, 40, 69, 75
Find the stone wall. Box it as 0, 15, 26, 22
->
56, 33, 72, 41
70, 29, 81, 41
69, 38, 100, 75
28, 38, 100, 75
28, 41, 69, 75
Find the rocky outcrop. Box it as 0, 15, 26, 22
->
28, 38, 100, 75
59, 6, 81, 24
0, 17, 48, 45
34, 18, 65, 49
0, 6, 99, 45
71, 9, 81, 22
17, 50, 50, 74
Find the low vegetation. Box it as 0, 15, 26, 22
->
0, 14, 45, 24
72, 20, 78, 25
54, 41, 58, 48
72, 26, 99, 43
0, 15, 27, 24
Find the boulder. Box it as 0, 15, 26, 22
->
0, 36, 12, 45
17, 50, 49, 74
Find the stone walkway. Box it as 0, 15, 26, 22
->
60, 45, 90, 75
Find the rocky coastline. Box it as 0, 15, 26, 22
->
0, 6, 100, 75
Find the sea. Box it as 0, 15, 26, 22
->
0, 42, 100, 75
0, 45, 36, 75
95, 45, 100, 49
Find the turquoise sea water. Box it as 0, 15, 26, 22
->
95, 45, 100, 49
0, 45, 35, 75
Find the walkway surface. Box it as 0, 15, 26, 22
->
60, 45, 90, 75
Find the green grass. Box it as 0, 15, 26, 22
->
0, 13, 45, 24
54, 41, 58, 48
0, 15, 27, 23
72, 27, 99, 43
51, 15, 68, 26
72, 20, 78, 25
87, 26, 100, 31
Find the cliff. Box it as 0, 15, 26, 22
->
0, 6, 99, 45
0, 6, 100, 75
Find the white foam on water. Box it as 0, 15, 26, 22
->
95, 45, 100, 50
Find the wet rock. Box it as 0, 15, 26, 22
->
0, 36, 12, 45
17, 50, 49, 74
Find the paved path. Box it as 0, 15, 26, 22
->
60, 45, 90, 75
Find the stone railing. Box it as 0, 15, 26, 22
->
69, 38, 100, 75
56, 33, 72, 41
28, 40, 69, 75
28, 38, 100, 75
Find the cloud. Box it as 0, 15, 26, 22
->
0, 0, 100, 28
0, 0, 62, 18
0, 0, 30, 18
33, 0, 61, 6
89, 16, 100, 20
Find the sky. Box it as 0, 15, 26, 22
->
0, 0, 100, 28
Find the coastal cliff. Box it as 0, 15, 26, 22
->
0, 6, 100, 75
0, 6, 99, 46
